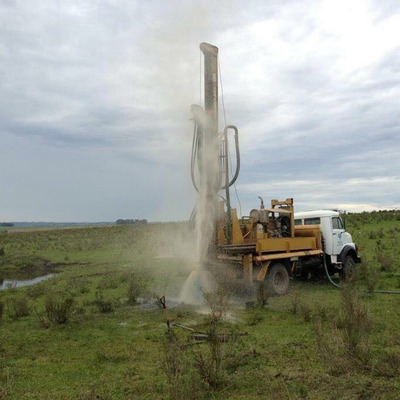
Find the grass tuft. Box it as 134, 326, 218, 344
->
6, 297, 29, 321
45, 291, 75, 325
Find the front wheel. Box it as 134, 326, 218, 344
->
342, 255, 356, 282
266, 263, 290, 296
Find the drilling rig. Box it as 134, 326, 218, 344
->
190, 43, 360, 295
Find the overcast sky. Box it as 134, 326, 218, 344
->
1, 0, 399, 222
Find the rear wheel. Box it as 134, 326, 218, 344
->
266, 263, 290, 296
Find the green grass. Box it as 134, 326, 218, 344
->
0, 213, 399, 399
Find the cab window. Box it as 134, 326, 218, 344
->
304, 217, 320, 225
332, 217, 344, 229
294, 219, 302, 225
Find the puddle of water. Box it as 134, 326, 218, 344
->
0, 274, 54, 290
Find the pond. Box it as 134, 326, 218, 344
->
0, 274, 54, 290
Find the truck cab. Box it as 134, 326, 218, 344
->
294, 210, 361, 274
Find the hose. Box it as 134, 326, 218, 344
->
220, 125, 240, 190
190, 117, 240, 193
189, 105, 240, 228
190, 123, 200, 193
322, 253, 341, 289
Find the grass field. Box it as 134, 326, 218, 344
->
0, 212, 400, 399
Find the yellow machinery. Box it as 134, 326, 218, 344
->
216, 197, 323, 294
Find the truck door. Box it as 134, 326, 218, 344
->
332, 216, 345, 255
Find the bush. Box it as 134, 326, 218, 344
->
373, 351, 400, 377
68, 276, 91, 294
357, 258, 379, 294
192, 319, 224, 390
0, 301, 3, 322
314, 286, 372, 372
0, 360, 14, 398
191, 289, 232, 389
27, 283, 46, 299
94, 290, 114, 313
290, 288, 301, 315
245, 311, 264, 326
162, 329, 202, 400
162, 288, 246, 396
6, 297, 29, 321
203, 288, 230, 321
337, 287, 371, 360
97, 275, 121, 290
126, 270, 151, 304
377, 251, 395, 272
300, 302, 313, 323
45, 292, 75, 324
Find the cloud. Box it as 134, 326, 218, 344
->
0, 0, 399, 221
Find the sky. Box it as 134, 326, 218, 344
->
0, 0, 399, 222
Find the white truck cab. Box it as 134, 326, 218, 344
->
294, 210, 360, 274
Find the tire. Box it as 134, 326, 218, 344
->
266, 263, 290, 296
342, 255, 356, 282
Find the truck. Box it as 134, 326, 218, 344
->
294, 209, 361, 279
190, 42, 361, 295
213, 198, 361, 295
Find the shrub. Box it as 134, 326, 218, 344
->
357, 258, 379, 294
373, 351, 400, 377
337, 286, 371, 360
300, 302, 313, 323
0, 301, 3, 322
27, 283, 46, 299
377, 251, 395, 272
314, 286, 372, 372
203, 288, 230, 321
126, 270, 151, 304
68, 276, 91, 294
45, 292, 75, 324
162, 288, 245, 396
290, 288, 301, 315
192, 318, 224, 389
6, 297, 29, 321
33, 307, 50, 329
314, 319, 349, 375
191, 289, 232, 389
94, 290, 114, 313
245, 311, 264, 326
0, 360, 14, 398
162, 330, 201, 400
97, 275, 120, 290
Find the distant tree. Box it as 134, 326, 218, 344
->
116, 219, 147, 225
